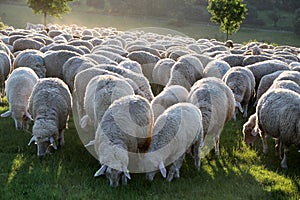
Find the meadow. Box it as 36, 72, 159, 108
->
0, 2, 299, 200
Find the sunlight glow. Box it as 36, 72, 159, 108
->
7, 154, 25, 184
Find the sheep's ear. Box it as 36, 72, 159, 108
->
94, 165, 107, 177
235, 102, 243, 113
50, 137, 57, 150
80, 115, 90, 129
28, 135, 37, 146
26, 111, 33, 121
251, 128, 259, 137
1, 110, 11, 118
84, 140, 95, 147
159, 161, 167, 178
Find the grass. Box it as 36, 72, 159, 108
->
1, 3, 300, 47
0, 96, 299, 199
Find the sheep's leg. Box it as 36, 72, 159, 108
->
214, 135, 220, 158
242, 104, 248, 118
274, 138, 282, 159
280, 145, 289, 168
260, 131, 268, 154
193, 141, 201, 171
58, 129, 65, 146
167, 154, 185, 182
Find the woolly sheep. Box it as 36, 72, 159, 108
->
80, 75, 135, 131
141, 102, 203, 182
127, 51, 160, 83
93, 50, 126, 63
12, 49, 46, 78
219, 54, 245, 67
166, 54, 204, 91
151, 85, 189, 121
152, 58, 175, 86
254, 89, 300, 168
44, 50, 81, 79
28, 77, 72, 157
12, 38, 45, 53
117, 59, 143, 74
1, 67, 39, 130
82, 53, 118, 66
203, 60, 231, 79
188, 77, 235, 157
245, 59, 290, 89
222, 67, 255, 119
273, 70, 300, 86
0, 51, 11, 100
93, 95, 153, 187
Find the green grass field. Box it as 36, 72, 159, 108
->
1, 3, 300, 47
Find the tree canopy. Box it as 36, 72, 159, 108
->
26, 0, 74, 26
207, 0, 247, 40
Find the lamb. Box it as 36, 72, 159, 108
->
28, 77, 72, 157
253, 88, 300, 168
151, 85, 189, 121
12, 49, 46, 78
222, 67, 255, 119
188, 77, 235, 157
166, 55, 204, 91
93, 95, 153, 187
203, 59, 231, 79
1, 67, 39, 130
140, 102, 203, 182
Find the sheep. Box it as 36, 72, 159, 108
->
254, 70, 287, 106
151, 85, 189, 121
82, 53, 118, 66
28, 77, 72, 157
219, 54, 245, 67
245, 59, 290, 89
222, 67, 255, 119
268, 80, 300, 95
93, 50, 126, 63
127, 50, 160, 83
117, 59, 143, 74
273, 70, 300, 86
12, 37, 45, 53
152, 58, 176, 86
203, 59, 231, 79
166, 54, 204, 91
0, 51, 11, 100
188, 77, 235, 157
140, 102, 203, 182
12, 49, 46, 78
44, 50, 81, 79
1, 67, 39, 130
80, 75, 135, 132
253, 88, 300, 168
93, 95, 153, 187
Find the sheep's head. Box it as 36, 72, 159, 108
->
1, 109, 32, 130
94, 165, 131, 187
242, 121, 260, 146
29, 119, 58, 158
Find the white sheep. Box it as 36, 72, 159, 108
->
151, 85, 189, 121
254, 88, 300, 168
203, 59, 231, 79
189, 77, 235, 157
166, 54, 204, 91
1, 67, 39, 130
0, 51, 11, 101
93, 95, 153, 187
222, 67, 255, 119
152, 58, 175, 86
141, 102, 203, 182
28, 77, 72, 157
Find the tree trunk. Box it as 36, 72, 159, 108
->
43, 12, 47, 26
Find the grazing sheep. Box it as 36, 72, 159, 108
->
12, 49, 46, 78
83, 53, 118, 66
141, 102, 203, 182
1, 67, 39, 130
242, 113, 257, 147
269, 80, 300, 95
189, 77, 235, 157
80, 75, 135, 131
28, 77, 72, 157
127, 50, 160, 83
242, 55, 271, 66
273, 70, 300, 86
93, 95, 153, 187
93, 50, 126, 63
151, 85, 189, 121
44, 50, 81, 79
12, 38, 45, 53
166, 55, 204, 91
117, 59, 143, 74
245, 59, 290, 89
0, 51, 11, 100
203, 60, 231, 79
222, 67, 255, 119
219, 54, 245, 67
254, 89, 300, 168
152, 58, 176, 86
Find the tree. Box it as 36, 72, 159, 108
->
26, 0, 74, 26
207, 0, 247, 40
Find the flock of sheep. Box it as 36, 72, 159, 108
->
0, 22, 299, 187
